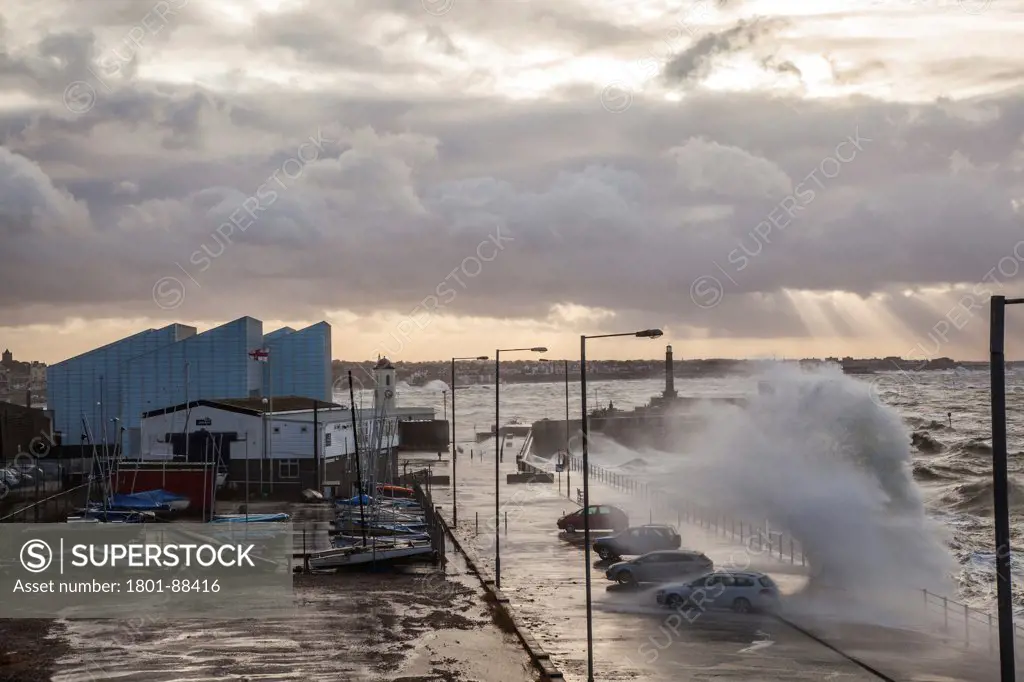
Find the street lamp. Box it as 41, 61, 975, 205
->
990, 296, 1019, 682
580, 328, 662, 682
451, 355, 488, 526
495, 345, 547, 588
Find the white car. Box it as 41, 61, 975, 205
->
655, 570, 781, 614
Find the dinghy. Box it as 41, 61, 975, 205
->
308, 541, 435, 570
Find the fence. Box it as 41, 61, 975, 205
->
412, 481, 446, 565
563, 453, 1024, 650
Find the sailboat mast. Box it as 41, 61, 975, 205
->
348, 371, 367, 547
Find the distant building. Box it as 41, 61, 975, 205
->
0, 401, 52, 459
47, 317, 333, 457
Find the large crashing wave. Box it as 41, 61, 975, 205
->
647, 364, 955, 599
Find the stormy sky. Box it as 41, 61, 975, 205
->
2, 0, 1023, 362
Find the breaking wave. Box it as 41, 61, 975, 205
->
624, 364, 956, 603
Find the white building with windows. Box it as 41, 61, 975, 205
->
138, 357, 434, 497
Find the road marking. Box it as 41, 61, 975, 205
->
738, 630, 775, 653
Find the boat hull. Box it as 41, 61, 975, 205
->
308, 544, 435, 570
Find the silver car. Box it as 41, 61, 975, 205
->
605, 550, 713, 586
655, 570, 780, 613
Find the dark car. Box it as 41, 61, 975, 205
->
593, 524, 681, 561
605, 550, 714, 586
557, 504, 628, 533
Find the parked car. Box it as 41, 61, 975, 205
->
557, 504, 628, 533
604, 550, 713, 586
0, 468, 21, 487
593, 524, 681, 561
655, 571, 780, 613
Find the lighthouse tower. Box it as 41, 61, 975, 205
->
664, 345, 678, 401
373, 356, 397, 412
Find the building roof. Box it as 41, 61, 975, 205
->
375, 357, 395, 370
142, 396, 341, 419
0, 401, 48, 417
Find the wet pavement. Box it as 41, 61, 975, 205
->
21, 513, 538, 682
424, 448, 1003, 681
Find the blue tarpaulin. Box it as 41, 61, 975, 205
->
335, 494, 374, 506
108, 489, 189, 511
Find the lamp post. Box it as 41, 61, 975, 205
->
990, 295, 1019, 682
451, 355, 488, 527
495, 345, 547, 588
580, 328, 663, 682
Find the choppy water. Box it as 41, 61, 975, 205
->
346, 367, 1024, 615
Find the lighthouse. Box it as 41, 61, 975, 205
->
373, 356, 397, 412
664, 345, 677, 401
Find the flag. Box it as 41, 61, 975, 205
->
249, 348, 269, 363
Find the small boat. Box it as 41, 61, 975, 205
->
376, 484, 414, 498
212, 513, 290, 523
331, 533, 430, 547
335, 494, 374, 507
71, 508, 155, 523
108, 489, 190, 513
334, 522, 426, 536
308, 542, 435, 570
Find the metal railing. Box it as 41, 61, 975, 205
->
412, 482, 446, 564
564, 453, 1022, 649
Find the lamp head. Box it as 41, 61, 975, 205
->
530, 347, 548, 352
476, 355, 489, 360
635, 329, 664, 339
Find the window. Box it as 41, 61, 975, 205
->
278, 459, 299, 479
758, 576, 775, 587
629, 528, 643, 538
386, 375, 391, 386
733, 576, 756, 587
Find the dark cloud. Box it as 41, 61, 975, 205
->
1, 0, 1023, 354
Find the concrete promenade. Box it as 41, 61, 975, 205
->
426, 446, 1002, 682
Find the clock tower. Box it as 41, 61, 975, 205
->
373, 356, 397, 412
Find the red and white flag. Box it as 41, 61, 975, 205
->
249, 348, 269, 363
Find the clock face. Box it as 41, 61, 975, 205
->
384, 389, 394, 399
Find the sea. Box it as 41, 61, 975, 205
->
352, 365, 1024, 616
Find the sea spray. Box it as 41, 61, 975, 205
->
597, 364, 957, 622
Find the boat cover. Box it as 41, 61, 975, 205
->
108, 489, 189, 510
335, 494, 374, 506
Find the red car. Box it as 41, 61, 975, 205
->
557, 504, 628, 533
